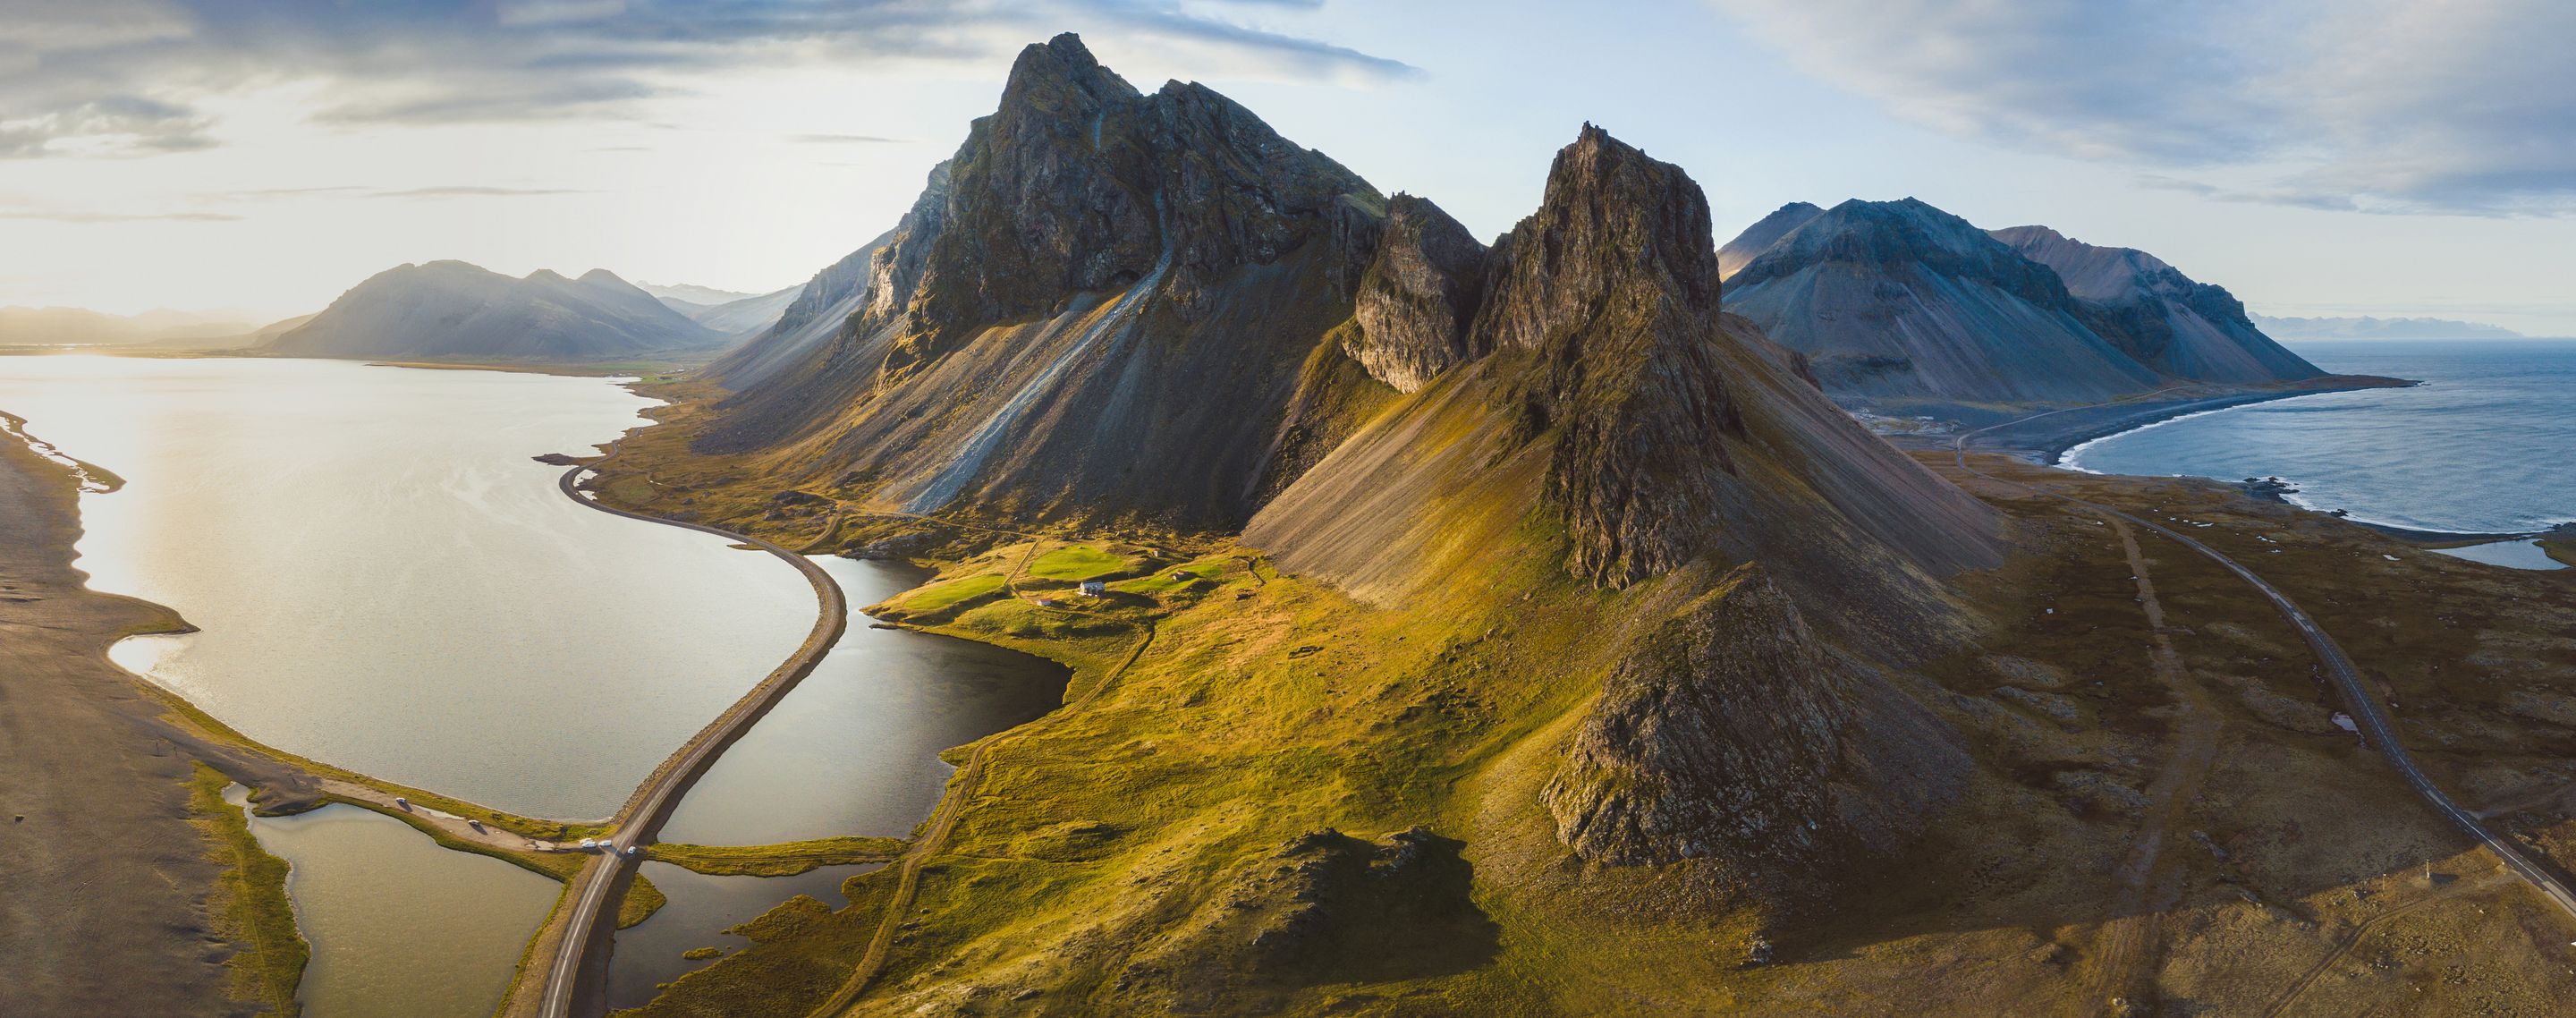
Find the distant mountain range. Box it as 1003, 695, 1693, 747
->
1718, 199, 2326, 404
650, 284, 800, 338
2251, 314, 2525, 340
635, 282, 762, 306
0, 306, 259, 346
265, 261, 729, 361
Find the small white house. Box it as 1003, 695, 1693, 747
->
1079, 580, 1107, 597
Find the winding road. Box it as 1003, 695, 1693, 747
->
1949, 420, 2576, 934
517, 442, 851, 1018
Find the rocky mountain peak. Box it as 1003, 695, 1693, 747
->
869, 33, 1378, 377
999, 32, 1140, 113
1467, 125, 1743, 586
1734, 198, 2073, 311
1472, 123, 1720, 354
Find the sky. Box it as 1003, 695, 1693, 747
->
4, 0, 2574, 334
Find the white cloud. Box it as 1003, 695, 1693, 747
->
0, 96, 214, 158
1709, 0, 2576, 214
0, 1, 1415, 156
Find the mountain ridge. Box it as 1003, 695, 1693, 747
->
1992, 224, 2322, 384
2253, 312, 2525, 339
1719, 199, 2328, 403
264, 260, 727, 361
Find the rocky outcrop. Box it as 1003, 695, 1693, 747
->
1106, 827, 1497, 1011
1993, 225, 2323, 385
1543, 566, 1967, 890
1470, 126, 1741, 586
1471, 125, 1723, 355
266, 261, 724, 361
879, 33, 1378, 376
1346, 194, 1487, 393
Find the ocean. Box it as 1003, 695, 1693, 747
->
2064, 339, 2576, 535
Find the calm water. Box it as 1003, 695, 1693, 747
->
659, 556, 1068, 846
606, 861, 877, 1010
617, 556, 1063, 1013
2429, 539, 2568, 571
1, 353, 1075, 1015
2067, 339, 2576, 534
0, 354, 813, 819
229, 788, 559, 1018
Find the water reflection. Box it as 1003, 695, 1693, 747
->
2429, 539, 2568, 571
0, 355, 813, 819
657, 556, 1068, 845
231, 788, 559, 1018
606, 861, 878, 1011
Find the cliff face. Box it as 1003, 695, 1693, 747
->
888, 38, 1376, 370
1249, 129, 2004, 616
696, 34, 1384, 529
266, 261, 724, 361
1992, 225, 2323, 384
1543, 566, 1967, 894
1345, 194, 1487, 394
1471, 126, 1741, 586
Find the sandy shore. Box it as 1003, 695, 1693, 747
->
0, 414, 614, 1016
0, 422, 293, 1015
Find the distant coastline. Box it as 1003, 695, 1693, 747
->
1945, 375, 2416, 468
2044, 350, 2576, 542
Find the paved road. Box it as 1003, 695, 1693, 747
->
523, 451, 850, 1018
1951, 423, 2576, 927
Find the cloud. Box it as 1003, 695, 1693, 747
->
364, 186, 594, 199
0, 208, 240, 223
2131, 174, 2360, 214
793, 133, 907, 145
1708, 0, 2576, 214
194, 184, 590, 201
0, 1, 1414, 156
0, 95, 215, 158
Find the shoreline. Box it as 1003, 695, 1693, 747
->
2035, 376, 2412, 467
1941, 374, 2576, 544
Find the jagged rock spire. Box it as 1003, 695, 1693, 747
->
1470, 124, 1741, 586
1471, 123, 1721, 354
